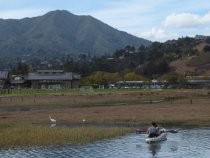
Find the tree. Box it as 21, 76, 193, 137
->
140, 59, 169, 76
13, 62, 28, 75
206, 37, 210, 44
124, 72, 147, 81
28, 64, 33, 73
84, 71, 122, 85
203, 45, 210, 52
161, 74, 178, 83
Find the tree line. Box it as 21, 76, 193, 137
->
10, 36, 210, 85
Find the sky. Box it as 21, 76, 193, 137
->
0, 0, 210, 42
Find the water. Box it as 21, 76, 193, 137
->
0, 128, 210, 158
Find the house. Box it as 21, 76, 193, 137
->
27, 70, 80, 89
115, 80, 145, 89
0, 71, 9, 89
187, 79, 210, 88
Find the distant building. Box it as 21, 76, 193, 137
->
0, 70, 81, 90
187, 79, 210, 88
27, 70, 80, 89
114, 80, 167, 89
114, 81, 145, 89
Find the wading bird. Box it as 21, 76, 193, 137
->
49, 115, 56, 123
82, 119, 86, 123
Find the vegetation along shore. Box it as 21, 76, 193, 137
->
0, 88, 210, 148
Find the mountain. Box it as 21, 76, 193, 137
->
0, 10, 151, 63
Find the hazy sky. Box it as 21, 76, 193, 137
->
0, 0, 210, 42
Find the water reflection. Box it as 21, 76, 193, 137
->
168, 141, 178, 152
148, 143, 161, 156
50, 123, 56, 127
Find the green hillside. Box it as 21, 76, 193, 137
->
0, 10, 150, 69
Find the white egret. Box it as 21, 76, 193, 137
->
49, 115, 56, 123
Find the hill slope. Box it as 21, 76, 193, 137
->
169, 38, 210, 76
0, 10, 150, 60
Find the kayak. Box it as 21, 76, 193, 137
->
145, 129, 167, 143
146, 132, 167, 143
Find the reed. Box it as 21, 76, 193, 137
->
0, 124, 132, 149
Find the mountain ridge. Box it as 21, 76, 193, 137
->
0, 10, 151, 62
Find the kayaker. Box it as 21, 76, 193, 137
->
147, 122, 159, 138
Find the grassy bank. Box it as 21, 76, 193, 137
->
0, 124, 132, 149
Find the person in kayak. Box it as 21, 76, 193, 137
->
147, 122, 159, 138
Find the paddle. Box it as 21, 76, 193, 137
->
165, 129, 178, 133
135, 129, 146, 134
135, 128, 178, 134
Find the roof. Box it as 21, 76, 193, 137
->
0, 71, 9, 79
116, 81, 144, 84
188, 80, 210, 83
27, 72, 73, 80
36, 70, 64, 73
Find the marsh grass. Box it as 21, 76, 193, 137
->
0, 90, 166, 108
0, 88, 208, 109
0, 124, 132, 149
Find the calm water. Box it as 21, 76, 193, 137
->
1, 128, 210, 158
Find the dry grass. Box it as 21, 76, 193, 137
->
0, 89, 209, 127
0, 124, 131, 149
0, 89, 207, 107
169, 57, 196, 74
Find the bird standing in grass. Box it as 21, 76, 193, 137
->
49, 115, 56, 123
82, 119, 86, 123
